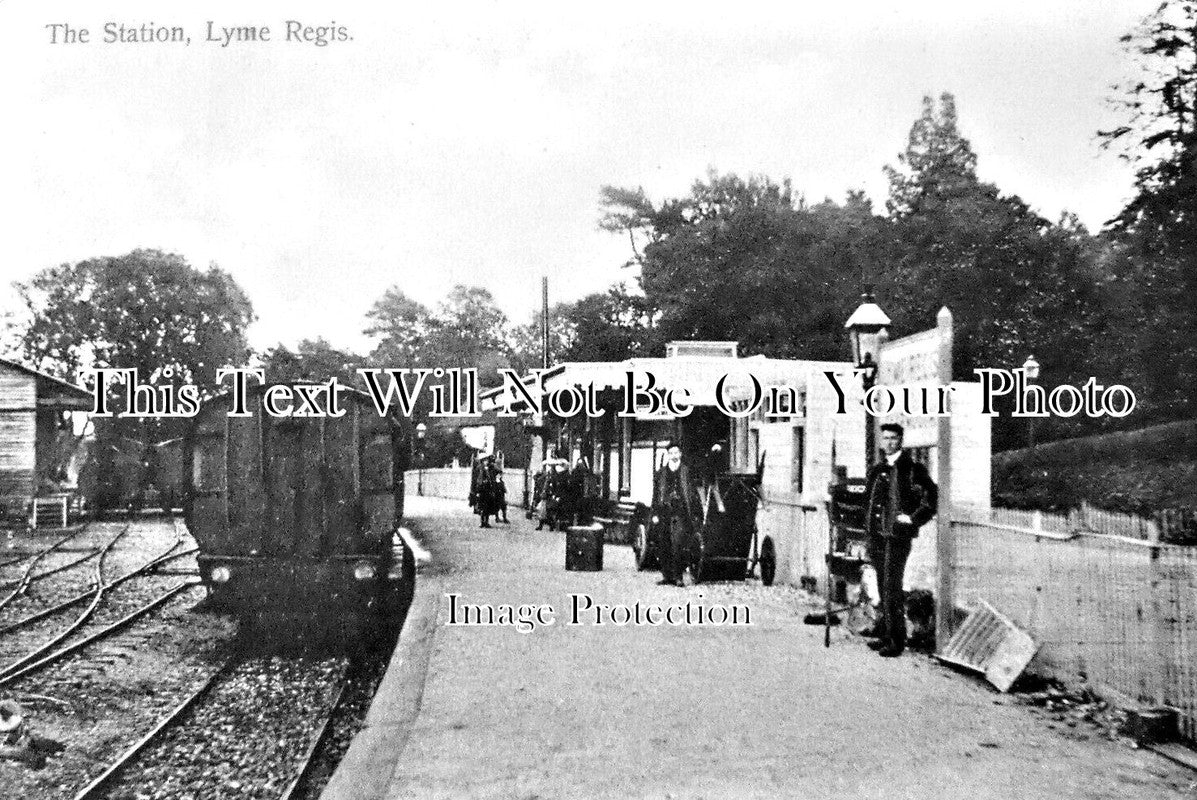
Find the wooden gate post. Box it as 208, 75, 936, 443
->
935, 306, 954, 650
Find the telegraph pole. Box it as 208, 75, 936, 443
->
541, 276, 550, 369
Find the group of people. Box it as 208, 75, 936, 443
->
532, 456, 595, 530
468, 425, 936, 658
467, 453, 509, 528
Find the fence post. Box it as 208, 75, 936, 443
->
1146, 510, 1169, 706
61, 496, 68, 528
934, 307, 954, 650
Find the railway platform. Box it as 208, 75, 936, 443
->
321, 496, 1196, 800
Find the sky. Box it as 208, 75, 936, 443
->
0, 0, 1158, 357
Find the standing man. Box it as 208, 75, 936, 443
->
864, 423, 938, 657
653, 443, 699, 587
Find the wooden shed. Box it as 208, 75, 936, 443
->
0, 358, 92, 523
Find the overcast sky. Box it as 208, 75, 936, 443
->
0, 0, 1156, 356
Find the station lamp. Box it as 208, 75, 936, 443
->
1022, 355, 1040, 450
844, 293, 890, 389
845, 292, 891, 469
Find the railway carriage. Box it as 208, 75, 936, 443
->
184, 384, 414, 641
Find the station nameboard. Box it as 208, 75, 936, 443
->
875, 326, 945, 449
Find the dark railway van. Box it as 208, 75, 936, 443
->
185, 385, 414, 640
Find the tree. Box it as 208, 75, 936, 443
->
560, 285, 659, 363
433, 285, 511, 373
364, 284, 513, 388
363, 288, 433, 367
14, 250, 255, 502
884, 93, 979, 218
1100, 1, 1197, 419
601, 171, 886, 359
881, 95, 1135, 446
260, 338, 364, 385
883, 96, 1091, 370
508, 301, 578, 375
14, 249, 254, 390
1101, 1, 1197, 251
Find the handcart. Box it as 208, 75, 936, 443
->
691, 470, 768, 583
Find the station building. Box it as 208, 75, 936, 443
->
0, 358, 92, 527
483, 341, 872, 589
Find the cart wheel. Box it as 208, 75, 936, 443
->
759, 537, 776, 587
632, 521, 651, 570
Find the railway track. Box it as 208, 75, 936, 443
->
0, 580, 197, 688
0, 524, 108, 608
0, 520, 199, 687
0, 546, 198, 638
0, 523, 88, 569
73, 652, 351, 800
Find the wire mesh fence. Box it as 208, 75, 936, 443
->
949, 514, 1197, 742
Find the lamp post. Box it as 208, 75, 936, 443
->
845, 292, 891, 469
415, 422, 428, 496
1022, 355, 1040, 450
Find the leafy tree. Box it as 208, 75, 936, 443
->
560, 285, 660, 362
883, 97, 1095, 371
14, 249, 254, 390
1100, 0, 1197, 419
433, 285, 511, 374
13, 249, 255, 503
260, 338, 364, 385
365, 284, 513, 388
600, 171, 885, 359
508, 301, 577, 375
1101, 1, 1197, 252
885, 93, 979, 218
363, 288, 433, 367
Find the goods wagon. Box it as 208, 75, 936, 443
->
184, 385, 414, 639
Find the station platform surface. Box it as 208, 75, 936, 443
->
320, 496, 1196, 800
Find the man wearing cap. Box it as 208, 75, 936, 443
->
864, 423, 938, 657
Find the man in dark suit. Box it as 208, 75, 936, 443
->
864, 423, 938, 657
653, 443, 699, 586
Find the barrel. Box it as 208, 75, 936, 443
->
565, 523, 604, 571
